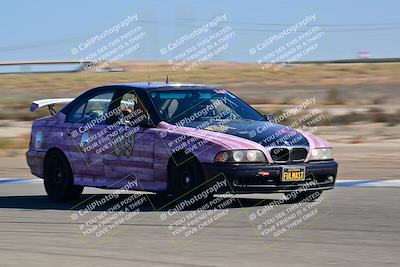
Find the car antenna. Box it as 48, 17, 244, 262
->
147, 72, 151, 85
166, 75, 169, 84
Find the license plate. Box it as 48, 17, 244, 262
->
281, 166, 305, 182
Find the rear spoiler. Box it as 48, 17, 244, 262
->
30, 98, 74, 115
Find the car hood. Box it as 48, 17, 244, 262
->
157, 120, 331, 163
182, 119, 309, 148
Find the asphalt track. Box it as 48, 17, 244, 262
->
0, 179, 399, 267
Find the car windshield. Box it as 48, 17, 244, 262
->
149, 89, 264, 125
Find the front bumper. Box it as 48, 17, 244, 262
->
202, 160, 338, 194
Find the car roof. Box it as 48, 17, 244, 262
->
107, 82, 221, 91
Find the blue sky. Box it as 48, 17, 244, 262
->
0, 0, 399, 62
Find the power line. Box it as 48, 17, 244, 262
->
139, 19, 400, 32
230, 26, 400, 33
1, 19, 400, 53
174, 17, 400, 27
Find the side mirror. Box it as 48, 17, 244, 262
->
264, 113, 274, 122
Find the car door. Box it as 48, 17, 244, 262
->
63, 90, 116, 182
103, 89, 155, 190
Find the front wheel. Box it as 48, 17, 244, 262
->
284, 190, 322, 203
168, 156, 211, 203
44, 151, 83, 202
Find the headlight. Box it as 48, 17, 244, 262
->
309, 148, 333, 161
215, 150, 266, 163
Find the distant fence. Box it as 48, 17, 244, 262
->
0, 58, 399, 74
0, 61, 94, 74
291, 58, 400, 64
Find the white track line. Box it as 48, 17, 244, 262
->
1, 178, 400, 187
336, 179, 400, 187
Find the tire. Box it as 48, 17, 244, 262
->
44, 151, 83, 202
168, 155, 208, 201
284, 190, 322, 203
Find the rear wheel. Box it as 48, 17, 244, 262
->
44, 151, 83, 202
284, 190, 322, 203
